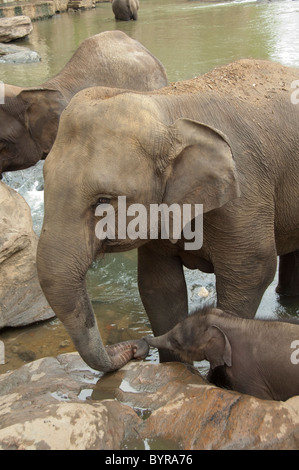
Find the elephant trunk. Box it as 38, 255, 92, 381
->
144, 334, 173, 351
37, 228, 140, 372
106, 338, 150, 369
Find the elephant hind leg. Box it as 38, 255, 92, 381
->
214, 239, 277, 319
130, 9, 137, 20
276, 251, 299, 296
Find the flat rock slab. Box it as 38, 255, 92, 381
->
0, 16, 33, 43
0, 43, 40, 63
0, 354, 298, 450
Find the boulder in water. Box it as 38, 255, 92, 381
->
0, 181, 54, 329
0, 43, 41, 64
0, 16, 33, 43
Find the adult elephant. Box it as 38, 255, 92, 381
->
37, 59, 299, 372
111, 0, 139, 21
0, 30, 167, 175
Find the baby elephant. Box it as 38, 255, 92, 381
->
144, 307, 299, 401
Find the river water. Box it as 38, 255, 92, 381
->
1, 0, 299, 373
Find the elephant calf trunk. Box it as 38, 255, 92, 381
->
144, 334, 172, 351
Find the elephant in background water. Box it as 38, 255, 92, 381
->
111, 0, 139, 21
36, 59, 299, 373
0, 30, 167, 175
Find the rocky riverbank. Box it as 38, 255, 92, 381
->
0, 353, 298, 450
0, 181, 54, 329
0, 16, 42, 61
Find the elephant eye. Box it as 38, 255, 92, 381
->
96, 197, 111, 206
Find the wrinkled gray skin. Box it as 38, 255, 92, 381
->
0, 30, 167, 175
112, 0, 139, 21
37, 60, 299, 373
105, 339, 149, 370
144, 307, 299, 401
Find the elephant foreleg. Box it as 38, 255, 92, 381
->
138, 242, 188, 363
276, 251, 299, 297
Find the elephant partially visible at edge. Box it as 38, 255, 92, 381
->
144, 306, 299, 401
111, 0, 139, 21
0, 30, 167, 175
36, 59, 299, 373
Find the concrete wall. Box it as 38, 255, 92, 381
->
0, 0, 109, 20
0, 2, 56, 19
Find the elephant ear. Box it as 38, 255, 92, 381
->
204, 325, 232, 370
18, 88, 66, 155
163, 118, 240, 213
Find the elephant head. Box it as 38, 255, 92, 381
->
0, 86, 66, 174
37, 91, 239, 372
144, 308, 232, 369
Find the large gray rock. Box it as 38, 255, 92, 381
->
0, 353, 140, 450
0, 43, 40, 64
0, 355, 298, 450
0, 16, 33, 43
0, 182, 54, 328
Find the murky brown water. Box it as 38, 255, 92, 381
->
1, 0, 299, 374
